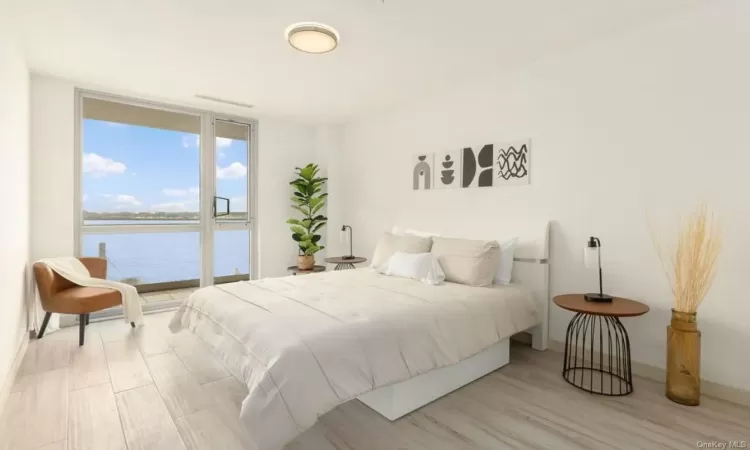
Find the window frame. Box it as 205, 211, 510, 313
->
71, 89, 258, 323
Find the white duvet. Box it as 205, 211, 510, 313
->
169, 269, 539, 450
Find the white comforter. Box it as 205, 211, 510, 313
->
169, 269, 539, 450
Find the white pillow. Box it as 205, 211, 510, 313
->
430, 237, 501, 287
370, 232, 433, 268
391, 226, 440, 238
494, 238, 519, 285
379, 252, 445, 285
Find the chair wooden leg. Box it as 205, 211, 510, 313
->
86, 314, 90, 325
37, 312, 52, 339
79, 314, 86, 346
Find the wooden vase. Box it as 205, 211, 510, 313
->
297, 255, 314, 270
666, 309, 701, 406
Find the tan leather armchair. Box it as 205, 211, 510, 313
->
33, 257, 135, 346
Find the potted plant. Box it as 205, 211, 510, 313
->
287, 164, 327, 270
651, 204, 722, 405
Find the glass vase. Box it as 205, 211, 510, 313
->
666, 309, 701, 406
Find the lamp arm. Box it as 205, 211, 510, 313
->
595, 237, 603, 296
341, 225, 353, 258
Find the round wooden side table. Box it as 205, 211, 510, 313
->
553, 294, 649, 396
324, 256, 367, 271
286, 265, 325, 276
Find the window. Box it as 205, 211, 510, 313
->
76, 93, 256, 313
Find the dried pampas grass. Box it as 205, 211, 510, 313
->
650, 204, 722, 313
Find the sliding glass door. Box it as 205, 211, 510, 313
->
212, 120, 252, 285
76, 92, 256, 316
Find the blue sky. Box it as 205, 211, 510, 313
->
82, 119, 248, 213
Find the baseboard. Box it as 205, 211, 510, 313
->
547, 339, 750, 408
0, 333, 29, 420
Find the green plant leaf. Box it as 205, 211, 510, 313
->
291, 205, 310, 215
300, 165, 315, 181
311, 202, 325, 215
311, 222, 326, 233
286, 218, 303, 226
311, 235, 321, 243
290, 225, 306, 236
292, 233, 302, 242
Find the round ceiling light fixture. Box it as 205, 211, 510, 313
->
285, 22, 339, 54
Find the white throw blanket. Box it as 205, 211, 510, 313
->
170, 269, 539, 449
37, 257, 143, 324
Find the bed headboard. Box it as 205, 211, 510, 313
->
393, 221, 550, 351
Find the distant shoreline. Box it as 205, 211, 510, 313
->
83, 212, 246, 220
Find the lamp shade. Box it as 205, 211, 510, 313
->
584, 246, 599, 269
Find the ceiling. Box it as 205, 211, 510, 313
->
15, 0, 701, 122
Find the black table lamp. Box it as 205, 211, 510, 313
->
584, 236, 613, 303
340, 225, 354, 260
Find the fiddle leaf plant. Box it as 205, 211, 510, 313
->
286, 163, 327, 256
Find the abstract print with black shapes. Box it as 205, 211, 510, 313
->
412, 154, 434, 190
495, 141, 530, 186
462, 144, 494, 188
434, 150, 461, 189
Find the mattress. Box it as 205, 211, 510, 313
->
169, 268, 540, 450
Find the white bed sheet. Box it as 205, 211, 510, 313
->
169, 268, 539, 450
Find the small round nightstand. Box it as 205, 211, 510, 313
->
553, 294, 649, 396
324, 256, 367, 271
286, 265, 325, 276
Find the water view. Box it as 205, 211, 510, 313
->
83, 220, 250, 285
81, 112, 252, 286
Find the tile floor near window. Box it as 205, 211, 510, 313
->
2, 311, 749, 450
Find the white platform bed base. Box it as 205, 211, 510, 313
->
357, 338, 510, 420
358, 220, 550, 421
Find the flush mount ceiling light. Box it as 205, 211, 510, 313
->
285, 22, 339, 54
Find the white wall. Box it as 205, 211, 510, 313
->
29, 75, 318, 283
336, 0, 750, 391
256, 119, 319, 277
0, 24, 30, 391
313, 124, 346, 259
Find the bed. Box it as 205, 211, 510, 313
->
169, 222, 550, 450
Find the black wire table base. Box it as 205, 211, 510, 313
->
334, 263, 356, 271
562, 312, 633, 396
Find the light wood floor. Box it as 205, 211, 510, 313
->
1, 311, 748, 450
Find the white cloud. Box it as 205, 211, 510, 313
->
183, 135, 198, 148
189, 187, 200, 195
182, 134, 232, 150
115, 194, 142, 206
82, 153, 126, 177
216, 162, 247, 179
218, 151, 226, 159
82, 194, 88, 202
